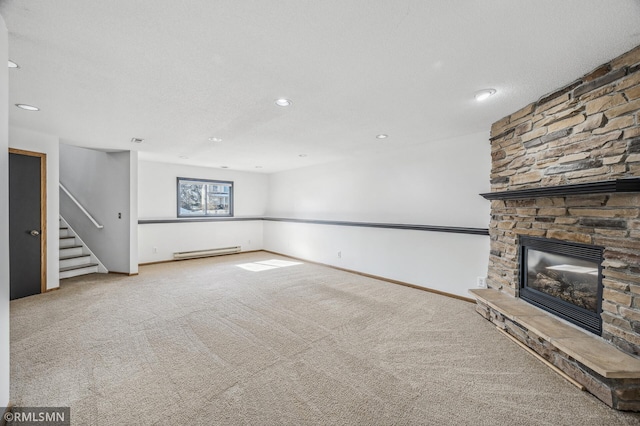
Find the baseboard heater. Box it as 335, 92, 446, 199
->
173, 246, 241, 260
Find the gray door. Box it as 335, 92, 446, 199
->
9, 150, 44, 300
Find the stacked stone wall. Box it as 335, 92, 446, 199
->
487, 45, 640, 356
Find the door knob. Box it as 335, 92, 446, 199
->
29, 230, 40, 236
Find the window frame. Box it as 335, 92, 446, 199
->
176, 177, 234, 218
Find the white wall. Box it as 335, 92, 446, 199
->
138, 161, 268, 263
129, 151, 138, 273
139, 220, 264, 263
9, 127, 60, 290
264, 131, 492, 298
267, 132, 490, 226
264, 222, 489, 297
59, 144, 137, 274
0, 13, 10, 408
138, 161, 268, 218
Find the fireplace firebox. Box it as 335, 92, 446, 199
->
519, 236, 604, 335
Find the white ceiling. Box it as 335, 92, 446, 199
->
2, 1, 640, 173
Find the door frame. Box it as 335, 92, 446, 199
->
9, 148, 47, 294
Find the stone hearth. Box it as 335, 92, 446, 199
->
471, 288, 640, 411
474, 44, 640, 410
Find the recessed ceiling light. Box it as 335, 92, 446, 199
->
275, 98, 292, 107
220, 166, 229, 169
475, 89, 497, 101
179, 156, 188, 159
298, 154, 307, 157
208, 137, 222, 142
130, 137, 144, 144
8, 60, 19, 68
376, 134, 388, 139
15, 104, 39, 111
255, 166, 263, 169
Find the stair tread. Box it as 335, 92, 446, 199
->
59, 263, 98, 272
59, 254, 90, 261
59, 218, 101, 276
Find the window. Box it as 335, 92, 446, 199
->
177, 177, 233, 217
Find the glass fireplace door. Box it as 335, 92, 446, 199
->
520, 236, 603, 335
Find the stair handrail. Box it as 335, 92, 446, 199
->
59, 182, 104, 229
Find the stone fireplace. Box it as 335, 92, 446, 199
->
471, 44, 640, 411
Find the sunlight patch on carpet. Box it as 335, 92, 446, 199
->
236, 259, 303, 272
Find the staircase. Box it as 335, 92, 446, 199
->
59, 217, 107, 279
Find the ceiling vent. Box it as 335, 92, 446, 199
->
130, 138, 144, 144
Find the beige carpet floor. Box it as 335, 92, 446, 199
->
9, 251, 640, 425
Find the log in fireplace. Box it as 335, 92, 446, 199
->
519, 236, 604, 335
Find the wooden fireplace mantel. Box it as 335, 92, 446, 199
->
480, 177, 640, 201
